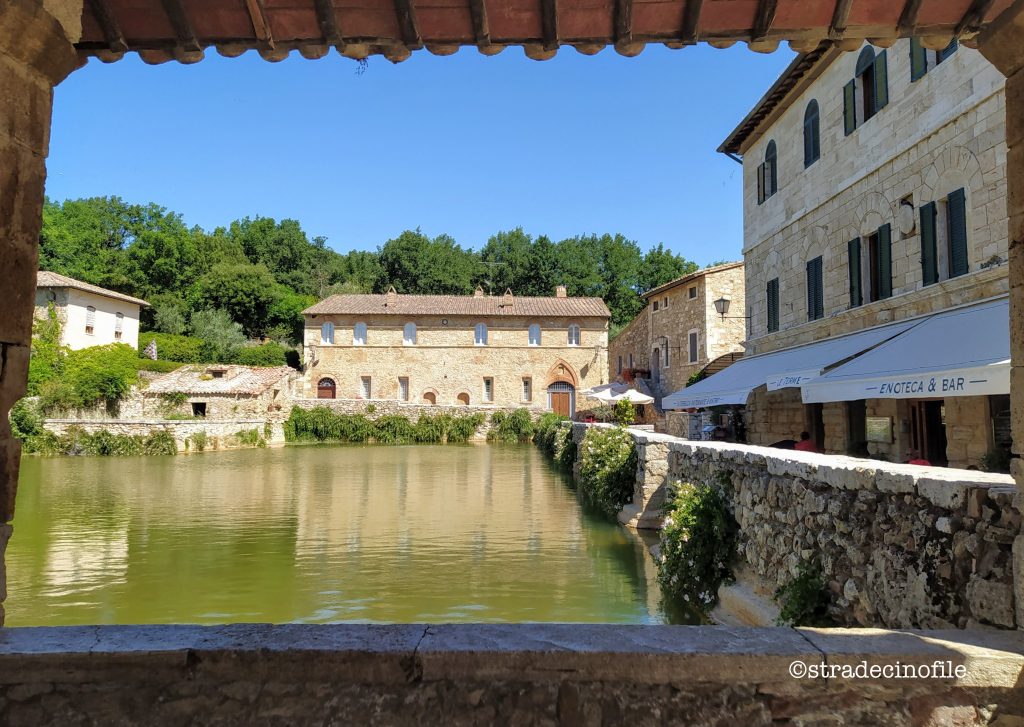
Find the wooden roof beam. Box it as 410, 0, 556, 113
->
395, 0, 423, 49
751, 0, 777, 41
314, 0, 342, 44
87, 0, 127, 54
957, 0, 996, 34
828, 0, 862, 50
244, 0, 276, 51
680, 0, 704, 44
541, 0, 558, 51
469, 0, 493, 50
615, 0, 643, 55
159, 0, 201, 52
898, 0, 923, 35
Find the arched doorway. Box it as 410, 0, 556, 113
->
547, 381, 575, 417
652, 348, 661, 383
317, 377, 336, 399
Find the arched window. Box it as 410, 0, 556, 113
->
320, 322, 335, 344
114, 312, 124, 340
803, 100, 820, 168
844, 46, 888, 135
317, 378, 337, 399
403, 322, 417, 345
457, 392, 470, 405
353, 322, 367, 345
474, 323, 488, 346
423, 391, 436, 406
757, 141, 778, 204
567, 324, 581, 346
85, 306, 96, 335
528, 323, 541, 346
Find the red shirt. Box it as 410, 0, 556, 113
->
794, 439, 816, 452
908, 457, 931, 466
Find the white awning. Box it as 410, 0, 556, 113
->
661, 318, 920, 410
801, 298, 1009, 403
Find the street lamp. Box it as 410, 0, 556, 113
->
713, 296, 750, 321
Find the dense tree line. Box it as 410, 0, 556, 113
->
40, 197, 704, 342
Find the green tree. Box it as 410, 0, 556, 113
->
64, 343, 140, 409
188, 309, 247, 362
195, 262, 280, 337
640, 243, 699, 293
378, 229, 479, 294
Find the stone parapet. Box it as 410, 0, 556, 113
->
0, 624, 1022, 725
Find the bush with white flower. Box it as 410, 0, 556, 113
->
577, 427, 637, 518
657, 479, 738, 613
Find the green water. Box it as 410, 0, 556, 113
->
6, 444, 687, 625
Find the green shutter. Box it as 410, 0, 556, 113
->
807, 257, 823, 321
815, 258, 824, 319
920, 201, 938, 286
910, 38, 927, 81
877, 223, 892, 299
804, 118, 813, 168
812, 117, 820, 163
844, 80, 856, 135
873, 50, 889, 111
948, 187, 969, 278
757, 163, 765, 204
769, 157, 777, 196
848, 238, 862, 308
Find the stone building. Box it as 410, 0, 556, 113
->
609, 262, 746, 400
35, 270, 148, 350
666, 40, 1009, 469
302, 287, 610, 417
144, 365, 297, 420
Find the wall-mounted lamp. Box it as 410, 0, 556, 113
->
713, 296, 751, 320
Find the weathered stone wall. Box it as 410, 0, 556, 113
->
42, 419, 284, 450
565, 425, 1021, 629
0, 0, 82, 626
608, 305, 649, 377
1, 624, 1023, 726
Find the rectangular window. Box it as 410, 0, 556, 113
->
653, 301, 659, 311
871, 224, 892, 301
114, 312, 124, 340
688, 331, 698, 364
806, 257, 824, 321
85, 306, 96, 335
628, 353, 634, 369
766, 278, 780, 333
910, 37, 928, 81
360, 376, 372, 399
617, 355, 622, 374
848, 237, 863, 308
688, 286, 697, 299
947, 187, 969, 278
191, 402, 207, 417
483, 377, 494, 403
522, 377, 532, 402
843, 79, 856, 136
664, 343, 670, 368
663, 296, 668, 308
920, 201, 939, 285
398, 377, 409, 402
353, 322, 367, 346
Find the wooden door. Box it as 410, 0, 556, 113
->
551, 392, 571, 417
317, 378, 336, 399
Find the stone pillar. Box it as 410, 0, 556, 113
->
979, 0, 1024, 629
0, 0, 81, 625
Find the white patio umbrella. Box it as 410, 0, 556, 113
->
582, 382, 627, 397
593, 387, 654, 405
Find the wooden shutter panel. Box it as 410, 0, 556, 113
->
806, 261, 814, 320
767, 278, 779, 332
812, 117, 820, 163
877, 223, 892, 299
910, 38, 927, 81
947, 188, 969, 278
920, 201, 939, 286
757, 163, 765, 204
815, 258, 824, 320
804, 119, 813, 168
844, 80, 856, 136
807, 258, 823, 321
873, 50, 889, 111
848, 238, 862, 308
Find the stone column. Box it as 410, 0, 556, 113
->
0, 0, 81, 625
979, 0, 1024, 629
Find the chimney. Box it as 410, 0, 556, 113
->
501, 288, 513, 307
474, 286, 485, 298
386, 286, 398, 306
555, 285, 567, 298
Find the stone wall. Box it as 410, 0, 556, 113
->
565, 425, 1021, 629
1, 624, 1023, 726
608, 305, 648, 378
43, 419, 285, 450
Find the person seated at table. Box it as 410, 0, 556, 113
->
906, 449, 931, 466
794, 431, 817, 453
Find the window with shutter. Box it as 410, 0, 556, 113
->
920, 201, 939, 286
757, 163, 765, 204
803, 101, 820, 168
848, 238, 863, 308
766, 278, 779, 333
877, 223, 892, 299
688, 331, 698, 363
873, 49, 888, 112
936, 39, 957, 64
910, 38, 928, 81
843, 80, 856, 135
947, 187, 969, 278
806, 257, 824, 321
765, 141, 777, 197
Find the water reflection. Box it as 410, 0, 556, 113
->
7, 444, 687, 625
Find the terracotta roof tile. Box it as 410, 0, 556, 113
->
146, 365, 295, 396
37, 270, 149, 307
304, 293, 611, 318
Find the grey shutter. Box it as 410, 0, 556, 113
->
811, 115, 820, 163
910, 38, 927, 81
807, 258, 823, 321
844, 80, 856, 136
804, 118, 813, 167
873, 50, 889, 111
920, 201, 939, 285
947, 188, 969, 278
767, 278, 779, 332
757, 163, 765, 204
877, 223, 892, 299
814, 258, 824, 320
848, 238, 862, 308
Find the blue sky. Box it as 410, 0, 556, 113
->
47, 44, 793, 265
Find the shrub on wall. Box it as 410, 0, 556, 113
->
63, 344, 140, 410
136, 358, 185, 373
576, 427, 637, 518
488, 409, 534, 443
533, 414, 569, 457
774, 559, 833, 627
22, 427, 177, 457
138, 333, 206, 363
231, 342, 288, 367
613, 399, 636, 425
657, 478, 738, 613
282, 407, 485, 445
